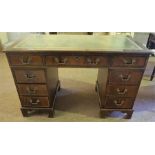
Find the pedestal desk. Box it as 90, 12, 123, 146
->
4, 35, 152, 119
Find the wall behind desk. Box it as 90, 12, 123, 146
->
0, 32, 8, 44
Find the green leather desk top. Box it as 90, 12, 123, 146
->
4, 34, 150, 53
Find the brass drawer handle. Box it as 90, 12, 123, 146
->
59, 57, 68, 64
20, 56, 32, 65
25, 73, 36, 80
87, 58, 93, 64
94, 58, 100, 65
123, 58, 136, 65
120, 74, 131, 81
26, 87, 37, 94
54, 57, 59, 63
29, 99, 40, 105
113, 100, 125, 106
54, 57, 68, 64
116, 88, 128, 95
75, 56, 81, 61
87, 58, 100, 65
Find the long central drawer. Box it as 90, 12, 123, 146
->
46, 56, 108, 66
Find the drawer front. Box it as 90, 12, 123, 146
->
9, 55, 43, 66
103, 97, 134, 109
20, 96, 49, 107
107, 85, 138, 97
46, 56, 85, 66
46, 56, 108, 66
17, 84, 48, 96
14, 70, 46, 83
109, 69, 143, 85
85, 56, 108, 66
111, 56, 146, 67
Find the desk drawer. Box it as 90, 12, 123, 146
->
111, 56, 146, 67
109, 69, 143, 85
85, 56, 108, 66
20, 96, 49, 107
17, 84, 48, 96
46, 56, 108, 66
14, 70, 46, 83
9, 55, 43, 66
107, 85, 138, 97
46, 56, 85, 65
103, 97, 134, 109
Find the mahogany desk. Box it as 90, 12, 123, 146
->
4, 35, 152, 119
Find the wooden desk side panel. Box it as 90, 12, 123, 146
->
46, 67, 59, 107
97, 68, 109, 106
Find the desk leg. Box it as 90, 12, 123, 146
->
95, 82, 98, 92
150, 66, 155, 81
21, 108, 28, 117
49, 81, 60, 118
58, 81, 61, 91
125, 110, 133, 119
100, 110, 109, 118
48, 109, 54, 118
100, 109, 134, 119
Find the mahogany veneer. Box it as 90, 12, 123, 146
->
4, 34, 152, 118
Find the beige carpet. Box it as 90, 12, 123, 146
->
0, 52, 155, 122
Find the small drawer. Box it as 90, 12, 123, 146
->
103, 97, 134, 109
109, 69, 143, 85
111, 56, 146, 67
85, 56, 108, 66
46, 56, 85, 66
20, 96, 49, 107
17, 84, 48, 96
14, 69, 46, 83
9, 55, 43, 66
107, 85, 138, 97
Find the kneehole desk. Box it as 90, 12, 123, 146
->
4, 35, 152, 119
